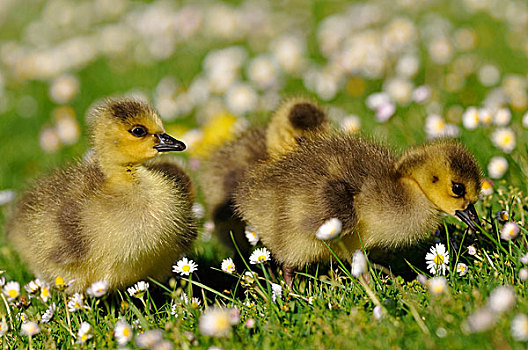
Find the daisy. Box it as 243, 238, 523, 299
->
425, 243, 450, 275
373, 305, 383, 320
3, 281, 20, 301
24, 280, 40, 294
86, 280, 108, 298
493, 108, 511, 126
351, 250, 367, 277
481, 179, 493, 196
427, 276, 448, 296
468, 245, 477, 256
462, 107, 479, 130
40, 303, 56, 323
228, 307, 240, 325
77, 322, 93, 344
456, 263, 468, 276
463, 308, 496, 333
340, 115, 361, 134
512, 314, 528, 341
521, 253, 528, 265
487, 285, 515, 313
501, 222, 520, 241
20, 321, 40, 337
67, 293, 84, 312
487, 156, 508, 179
190, 297, 202, 309
135, 329, 163, 348
192, 203, 205, 219
221, 258, 236, 274
0, 320, 7, 336
173, 257, 198, 276
315, 218, 342, 240
54, 276, 66, 289
245, 226, 260, 246
496, 210, 509, 221
114, 320, 133, 346
249, 247, 270, 264
127, 281, 149, 299
199, 307, 233, 337
271, 283, 282, 303
519, 268, 528, 281
491, 127, 516, 153
523, 111, 528, 128
40, 285, 51, 303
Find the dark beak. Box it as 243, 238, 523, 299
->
153, 133, 186, 152
455, 203, 480, 231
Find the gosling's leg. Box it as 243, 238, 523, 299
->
282, 265, 295, 287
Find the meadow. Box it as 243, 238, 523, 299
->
1, 0, 528, 348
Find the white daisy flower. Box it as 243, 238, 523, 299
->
487, 285, 516, 313
501, 222, 520, 241
228, 307, 240, 325
77, 322, 93, 344
135, 329, 163, 348
340, 115, 361, 134
24, 280, 40, 294
479, 108, 493, 125
249, 247, 271, 264
315, 218, 342, 240
3, 281, 20, 301
521, 253, 528, 265
173, 257, 198, 276
456, 263, 468, 276
427, 276, 448, 296
351, 250, 367, 277
0, 190, 15, 206
128, 281, 149, 299
225, 82, 258, 115
491, 128, 516, 153
40, 285, 51, 303
247, 55, 280, 90
190, 297, 202, 309
496, 210, 509, 221
67, 293, 84, 312
0, 319, 7, 336
425, 243, 450, 275
488, 156, 508, 179
170, 302, 178, 317
245, 226, 260, 246
463, 308, 496, 333
40, 303, 56, 324
86, 280, 108, 298
493, 108, 511, 126
481, 179, 493, 196
375, 102, 396, 123
519, 268, 528, 281
199, 307, 234, 337
49, 74, 80, 104
462, 107, 479, 130
412, 85, 431, 103
468, 245, 477, 256
512, 314, 528, 341
523, 112, 528, 128
221, 258, 236, 274
373, 305, 383, 320
192, 203, 205, 219
271, 283, 282, 303
114, 320, 133, 346
20, 321, 40, 337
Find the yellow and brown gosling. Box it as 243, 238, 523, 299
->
199, 98, 330, 252
234, 135, 482, 285
6, 98, 197, 293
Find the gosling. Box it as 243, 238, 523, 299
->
234, 135, 482, 285
6, 98, 197, 293
199, 98, 329, 252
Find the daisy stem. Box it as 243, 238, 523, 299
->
28, 335, 32, 350
0, 294, 12, 329
63, 293, 74, 346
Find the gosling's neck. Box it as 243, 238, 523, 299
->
95, 154, 144, 191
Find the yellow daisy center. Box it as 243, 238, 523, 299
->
434, 255, 444, 265
8, 290, 17, 298
182, 265, 190, 272
227, 264, 234, 271
74, 302, 80, 308
122, 327, 130, 337
41, 288, 49, 297
433, 285, 444, 293
55, 276, 65, 287
81, 334, 88, 342
258, 255, 266, 262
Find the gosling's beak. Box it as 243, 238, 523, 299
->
455, 203, 480, 231
153, 133, 186, 152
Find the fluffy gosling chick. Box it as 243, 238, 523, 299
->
200, 98, 329, 252
234, 135, 482, 285
7, 98, 197, 293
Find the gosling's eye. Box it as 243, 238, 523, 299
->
130, 126, 147, 137
452, 182, 466, 197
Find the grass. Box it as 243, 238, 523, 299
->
1, 0, 528, 348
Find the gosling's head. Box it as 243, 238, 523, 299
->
396, 140, 483, 229
87, 98, 185, 165
266, 98, 329, 158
